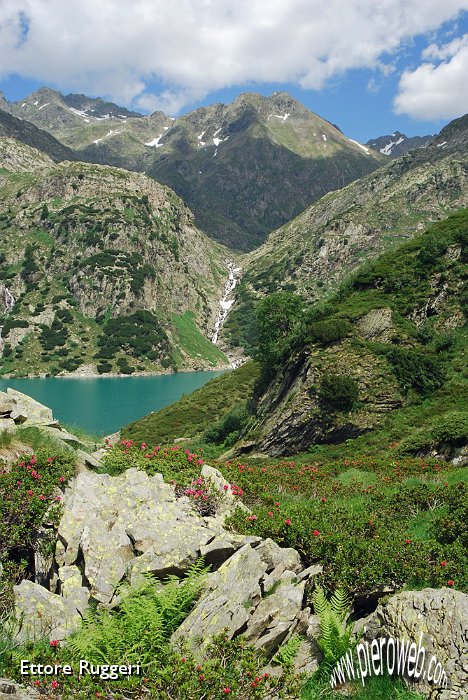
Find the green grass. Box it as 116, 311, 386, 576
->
15, 426, 74, 453
302, 675, 425, 699
171, 311, 228, 366
124, 360, 260, 443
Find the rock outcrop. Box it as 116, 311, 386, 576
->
13, 463, 321, 663
14, 578, 88, 642
361, 588, 468, 699
0, 389, 98, 462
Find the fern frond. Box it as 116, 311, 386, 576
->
330, 587, 351, 620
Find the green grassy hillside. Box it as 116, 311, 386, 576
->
124, 360, 259, 444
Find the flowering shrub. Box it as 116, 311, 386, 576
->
103, 439, 204, 484
0, 449, 75, 611
178, 476, 222, 516
222, 456, 467, 594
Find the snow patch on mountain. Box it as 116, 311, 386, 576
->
348, 138, 370, 154
93, 129, 123, 144
380, 136, 405, 155
145, 133, 164, 147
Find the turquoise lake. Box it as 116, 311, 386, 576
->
0, 371, 225, 436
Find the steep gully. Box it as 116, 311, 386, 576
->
0, 285, 15, 352
212, 261, 242, 366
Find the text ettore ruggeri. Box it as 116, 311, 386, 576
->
20, 660, 141, 681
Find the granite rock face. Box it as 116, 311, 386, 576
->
56, 467, 261, 603
35, 465, 321, 661
173, 538, 310, 659
13, 578, 88, 642
362, 588, 468, 700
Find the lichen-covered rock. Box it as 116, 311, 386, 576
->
0, 418, 15, 431
172, 544, 268, 650
41, 426, 82, 446
256, 538, 302, 576
357, 307, 393, 341
199, 533, 260, 566
244, 574, 305, 656
13, 579, 88, 642
173, 539, 308, 658
6, 389, 53, 425
0, 678, 40, 700
57, 468, 222, 602
200, 464, 251, 520
362, 588, 468, 699
52, 464, 313, 650
58, 565, 89, 612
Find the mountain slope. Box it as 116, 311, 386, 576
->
0, 108, 76, 162
242, 210, 467, 456
223, 114, 468, 352
9, 89, 385, 250
131, 211, 467, 460
11, 87, 142, 133
366, 130, 433, 157
0, 140, 229, 376
146, 92, 385, 249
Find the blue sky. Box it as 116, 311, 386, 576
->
0, 1, 467, 143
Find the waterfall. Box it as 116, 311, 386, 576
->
212, 261, 241, 345
0, 285, 15, 352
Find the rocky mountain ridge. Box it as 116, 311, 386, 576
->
0, 108, 76, 163
366, 130, 433, 157
222, 114, 468, 351
6, 88, 385, 250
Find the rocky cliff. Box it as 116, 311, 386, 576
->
236, 211, 467, 456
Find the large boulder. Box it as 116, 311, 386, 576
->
6, 389, 54, 425
13, 579, 88, 642
361, 588, 467, 699
172, 544, 268, 650
56, 467, 253, 603
173, 537, 314, 659
244, 573, 305, 655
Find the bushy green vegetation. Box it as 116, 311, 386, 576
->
318, 374, 359, 411
203, 404, 252, 447
254, 291, 303, 367
96, 311, 173, 364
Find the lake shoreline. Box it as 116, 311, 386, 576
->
0, 364, 233, 380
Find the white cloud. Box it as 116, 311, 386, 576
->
0, 0, 467, 114
394, 34, 468, 119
